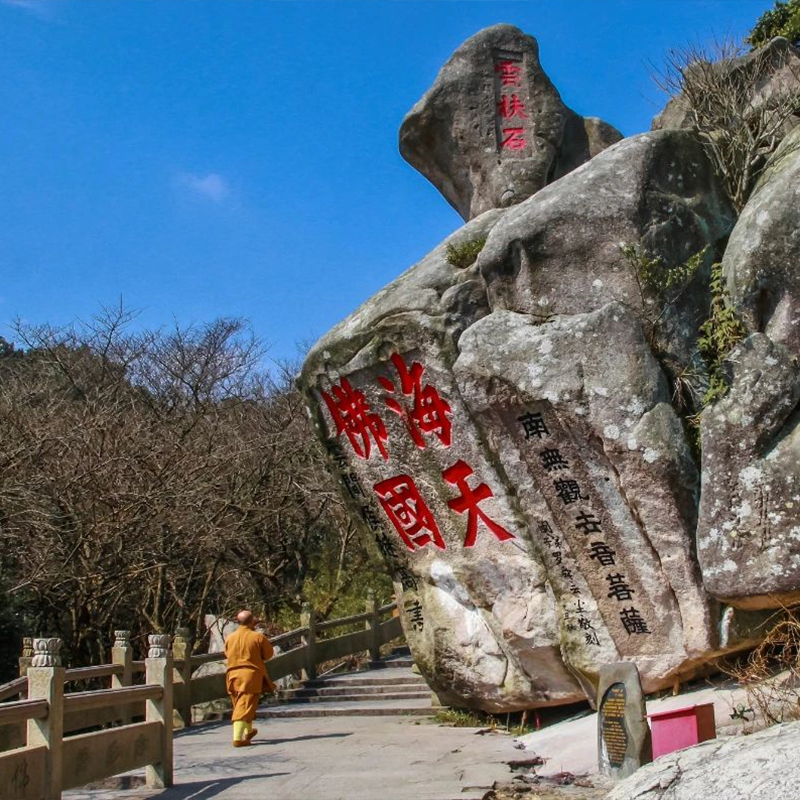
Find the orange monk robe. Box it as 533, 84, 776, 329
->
224, 625, 276, 723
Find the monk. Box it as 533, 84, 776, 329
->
224, 609, 276, 747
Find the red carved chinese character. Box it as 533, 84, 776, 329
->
321, 378, 388, 461
500, 128, 527, 150
497, 94, 527, 119
374, 474, 445, 551
378, 353, 453, 449
495, 60, 523, 87
443, 460, 515, 547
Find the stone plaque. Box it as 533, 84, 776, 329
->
597, 662, 652, 780
600, 683, 629, 768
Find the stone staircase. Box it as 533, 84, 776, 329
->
258, 651, 435, 718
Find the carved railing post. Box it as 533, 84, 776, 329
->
19, 636, 34, 677
365, 590, 381, 664
300, 603, 317, 682
172, 626, 193, 728
27, 637, 64, 799
145, 634, 173, 789
111, 630, 133, 724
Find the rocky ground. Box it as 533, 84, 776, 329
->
487, 775, 612, 800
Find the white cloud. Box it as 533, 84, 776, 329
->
177, 172, 230, 203
0, 0, 55, 20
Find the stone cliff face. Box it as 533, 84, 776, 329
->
299, 26, 800, 711
698, 126, 800, 609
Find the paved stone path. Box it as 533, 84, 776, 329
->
64, 715, 521, 800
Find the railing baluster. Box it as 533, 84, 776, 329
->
111, 630, 133, 725
172, 627, 193, 728
18, 637, 33, 679
300, 603, 317, 682
27, 637, 64, 800
366, 590, 381, 665
145, 634, 173, 790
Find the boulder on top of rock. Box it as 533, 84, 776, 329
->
399, 24, 622, 221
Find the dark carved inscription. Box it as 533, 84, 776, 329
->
134, 733, 147, 761
511, 404, 654, 649
106, 739, 122, 767
11, 759, 30, 792
600, 683, 629, 768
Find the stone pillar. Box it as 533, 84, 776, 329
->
111, 630, 133, 725
300, 603, 317, 682
365, 590, 381, 664
27, 637, 64, 800
597, 662, 652, 781
19, 636, 34, 677
172, 627, 193, 728
145, 634, 173, 789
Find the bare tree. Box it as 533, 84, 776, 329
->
655, 37, 800, 210
0, 307, 388, 668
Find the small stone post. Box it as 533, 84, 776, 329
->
365, 590, 381, 665
27, 637, 65, 800
300, 603, 317, 682
145, 634, 173, 789
19, 636, 34, 677
172, 627, 193, 728
111, 630, 133, 725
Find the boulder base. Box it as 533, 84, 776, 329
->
608, 721, 800, 800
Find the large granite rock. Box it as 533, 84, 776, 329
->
475, 129, 737, 376
453, 304, 715, 688
697, 128, 800, 608
301, 209, 585, 712
607, 721, 800, 800
300, 125, 744, 710
400, 24, 622, 221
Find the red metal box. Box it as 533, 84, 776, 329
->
647, 703, 716, 759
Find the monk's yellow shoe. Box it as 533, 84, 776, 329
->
245, 727, 258, 742
232, 740, 252, 748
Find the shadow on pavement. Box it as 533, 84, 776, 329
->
262, 732, 352, 745
159, 774, 291, 798
174, 722, 228, 738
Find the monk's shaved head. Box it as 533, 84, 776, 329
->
237, 609, 254, 626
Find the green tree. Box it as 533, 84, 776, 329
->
748, 0, 800, 49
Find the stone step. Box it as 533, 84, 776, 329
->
274, 690, 432, 704
301, 674, 426, 689
377, 657, 414, 668
259, 698, 434, 718
283, 683, 428, 698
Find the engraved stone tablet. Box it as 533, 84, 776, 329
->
601, 683, 629, 768
597, 662, 652, 780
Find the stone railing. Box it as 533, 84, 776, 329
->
0, 596, 403, 798
0, 635, 173, 800
184, 594, 402, 712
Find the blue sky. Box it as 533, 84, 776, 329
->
0, 0, 774, 366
